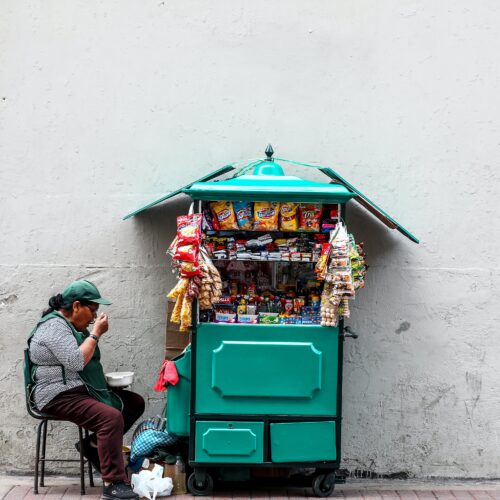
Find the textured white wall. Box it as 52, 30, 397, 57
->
1, 0, 499, 478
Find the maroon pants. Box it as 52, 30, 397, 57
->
42, 386, 145, 482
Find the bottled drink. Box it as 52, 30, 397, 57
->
173, 454, 187, 495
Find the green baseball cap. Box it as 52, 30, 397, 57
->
62, 280, 112, 306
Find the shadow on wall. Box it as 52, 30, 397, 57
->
345, 201, 404, 266
128, 195, 192, 264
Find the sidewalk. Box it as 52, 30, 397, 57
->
1, 475, 500, 500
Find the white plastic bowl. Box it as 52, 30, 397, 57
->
105, 371, 135, 388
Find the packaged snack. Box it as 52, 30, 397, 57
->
211, 201, 238, 230
238, 314, 259, 324
179, 261, 201, 277
258, 312, 280, 324
174, 244, 198, 263
233, 201, 254, 230
253, 202, 280, 231
202, 209, 215, 231
299, 204, 323, 232
176, 214, 202, 245
180, 295, 193, 332
279, 202, 299, 231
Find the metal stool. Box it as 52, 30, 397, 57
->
24, 349, 94, 495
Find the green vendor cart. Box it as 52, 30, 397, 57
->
125, 146, 418, 497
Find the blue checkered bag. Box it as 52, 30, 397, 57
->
129, 418, 180, 470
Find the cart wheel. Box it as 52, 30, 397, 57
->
312, 473, 335, 497
188, 472, 214, 496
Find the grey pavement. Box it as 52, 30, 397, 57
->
2, 474, 500, 499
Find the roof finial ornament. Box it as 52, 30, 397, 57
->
265, 144, 274, 161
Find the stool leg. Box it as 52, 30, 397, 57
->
84, 429, 94, 487
34, 420, 43, 494
40, 420, 48, 487
78, 426, 85, 495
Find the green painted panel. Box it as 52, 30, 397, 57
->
195, 421, 264, 463
271, 421, 336, 462
184, 174, 355, 203
195, 324, 338, 416
212, 341, 322, 398
122, 165, 235, 220
166, 347, 191, 436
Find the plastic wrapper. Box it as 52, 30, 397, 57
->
279, 202, 299, 231
170, 292, 184, 324
211, 201, 238, 230
179, 261, 201, 277
167, 278, 189, 300
299, 204, 323, 232
253, 202, 280, 231
173, 244, 198, 263
233, 201, 254, 230
180, 295, 193, 332
187, 278, 200, 299
176, 213, 202, 245
202, 209, 215, 231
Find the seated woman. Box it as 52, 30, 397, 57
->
28, 279, 144, 500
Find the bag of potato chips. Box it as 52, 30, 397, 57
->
210, 201, 238, 230
279, 202, 299, 231
299, 204, 323, 232
233, 201, 253, 230
253, 202, 280, 231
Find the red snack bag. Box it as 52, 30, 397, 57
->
174, 244, 199, 263
299, 204, 323, 232
177, 214, 202, 245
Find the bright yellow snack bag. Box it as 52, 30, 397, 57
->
253, 202, 280, 231
280, 202, 299, 231
210, 201, 238, 230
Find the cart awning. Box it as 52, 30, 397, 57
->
184, 173, 355, 204
122, 165, 235, 220
123, 157, 418, 244
317, 167, 419, 243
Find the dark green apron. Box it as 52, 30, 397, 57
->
27, 311, 123, 411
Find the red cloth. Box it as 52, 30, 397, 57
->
154, 360, 179, 392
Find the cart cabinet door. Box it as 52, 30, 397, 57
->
195, 421, 264, 463
195, 324, 339, 416
270, 421, 337, 462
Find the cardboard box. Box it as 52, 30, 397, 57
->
166, 300, 191, 359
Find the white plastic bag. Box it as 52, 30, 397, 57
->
131, 464, 173, 499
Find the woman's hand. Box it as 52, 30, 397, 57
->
93, 313, 109, 338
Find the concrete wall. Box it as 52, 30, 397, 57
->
1, 0, 499, 478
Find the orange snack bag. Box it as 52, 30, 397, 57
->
280, 202, 299, 231
299, 204, 323, 232
210, 201, 238, 230
253, 202, 280, 231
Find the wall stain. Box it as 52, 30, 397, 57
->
395, 321, 410, 334
0, 294, 18, 306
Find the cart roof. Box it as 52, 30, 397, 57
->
123, 157, 419, 244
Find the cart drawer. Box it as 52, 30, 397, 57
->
270, 421, 336, 462
195, 421, 264, 464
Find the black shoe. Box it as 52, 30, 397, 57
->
102, 481, 139, 499
75, 437, 101, 473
